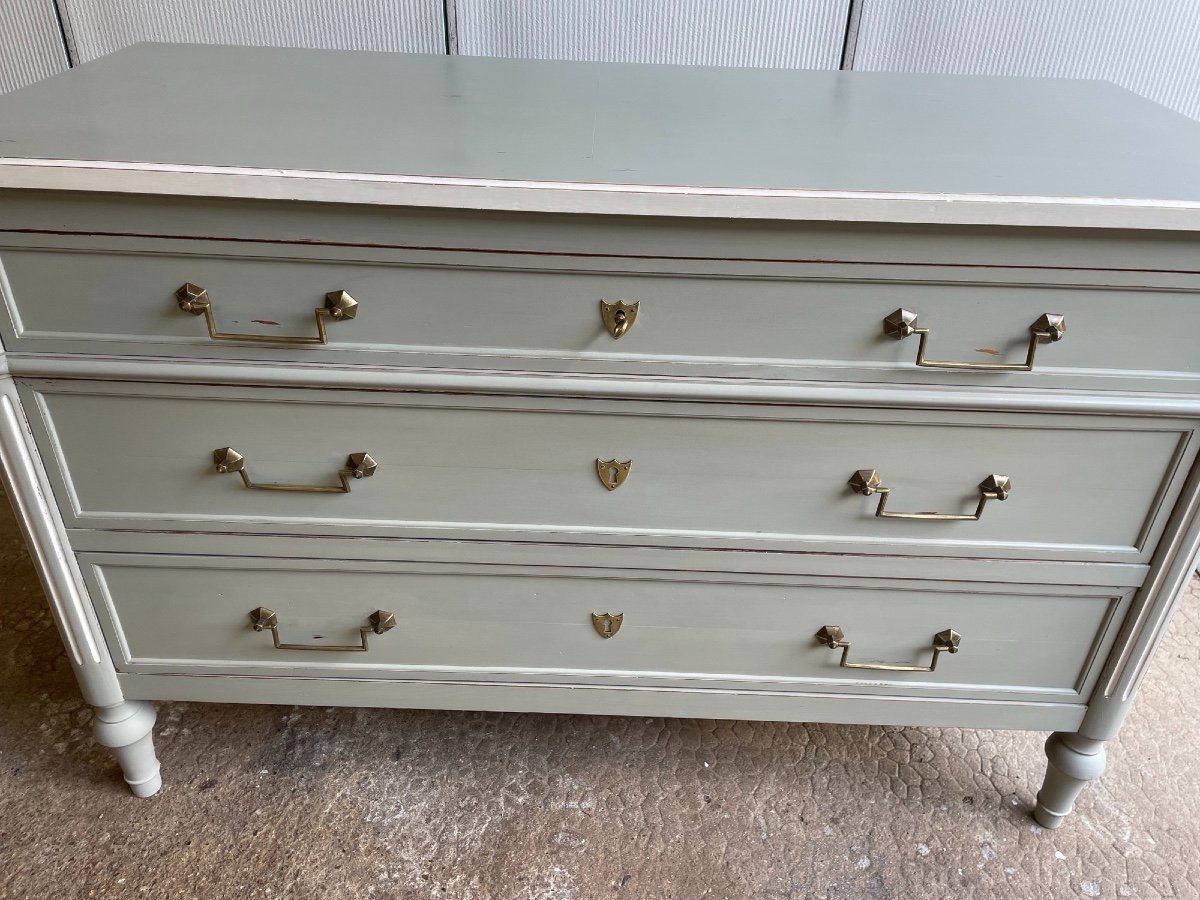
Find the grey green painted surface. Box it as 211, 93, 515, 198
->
5, 243, 1200, 391
4, 192, 1200, 394
1, 44, 1198, 202
0, 49, 1198, 826
67, 529, 1154, 588
83, 552, 1129, 701
1, 49, 1200, 228
21, 379, 1195, 563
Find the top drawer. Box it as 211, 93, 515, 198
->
4, 197, 1200, 392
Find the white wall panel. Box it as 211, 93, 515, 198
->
854, 0, 1200, 120
457, 0, 850, 69
0, 0, 69, 93
59, 0, 445, 63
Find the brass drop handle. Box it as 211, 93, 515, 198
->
600, 300, 639, 338
884, 308, 1065, 371
249, 606, 396, 652
848, 469, 1011, 521
176, 283, 358, 345
815, 625, 961, 672
212, 447, 377, 493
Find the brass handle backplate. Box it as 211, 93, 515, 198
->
600, 300, 639, 338
249, 606, 396, 652
213, 447, 377, 493
848, 469, 1010, 521
176, 283, 358, 345
884, 308, 1065, 371
815, 624, 961, 672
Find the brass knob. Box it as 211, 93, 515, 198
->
324, 290, 359, 320
815, 624, 846, 648
249, 606, 279, 631
932, 629, 962, 653
175, 282, 211, 315
367, 610, 397, 634
213, 447, 246, 474
346, 452, 378, 479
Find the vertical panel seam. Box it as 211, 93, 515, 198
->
49, 0, 75, 67
839, 0, 863, 69
443, 0, 458, 54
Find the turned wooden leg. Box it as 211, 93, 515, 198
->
1034, 732, 1106, 829
92, 700, 161, 798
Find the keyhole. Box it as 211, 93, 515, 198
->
602, 619, 612, 634
608, 466, 618, 484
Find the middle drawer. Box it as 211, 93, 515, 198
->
24, 379, 1196, 563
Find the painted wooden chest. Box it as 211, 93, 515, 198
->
2, 44, 1200, 828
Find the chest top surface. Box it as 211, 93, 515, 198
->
1, 43, 1200, 229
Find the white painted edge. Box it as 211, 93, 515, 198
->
4, 159, 1200, 231
14, 353, 1200, 417
0, 388, 122, 706
1101, 446, 1200, 705
115, 671, 1088, 731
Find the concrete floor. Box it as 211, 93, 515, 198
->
0, 506, 1198, 899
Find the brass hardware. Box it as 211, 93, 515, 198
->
595, 458, 632, 491
600, 300, 639, 339
248, 606, 396, 652
213, 447, 377, 493
591, 612, 624, 638
175, 283, 358, 345
815, 624, 961, 672
884, 307, 1065, 371
848, 469, 1011, 521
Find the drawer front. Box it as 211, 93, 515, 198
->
82, 553, 1133, 701
5, 242, 1200, 391
27, 380, 1196, 563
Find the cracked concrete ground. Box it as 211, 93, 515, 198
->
0, 502, 1197, 900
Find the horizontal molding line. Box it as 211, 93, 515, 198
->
3, 160, 1200, 230
114, 672, 1088, 731
10, 353, 1200, 417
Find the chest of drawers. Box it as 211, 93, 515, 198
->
2, 45, 1200, 830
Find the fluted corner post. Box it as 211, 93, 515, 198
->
0, 376, 155, 794
1036, 445, 1200, 829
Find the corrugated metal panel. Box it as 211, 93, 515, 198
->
456, 0, 850, 69
0, 0, 69, 93
854, 0, 1200, 120
59, 0, 445, 62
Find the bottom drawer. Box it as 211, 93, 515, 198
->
82, 552, 1133, 703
